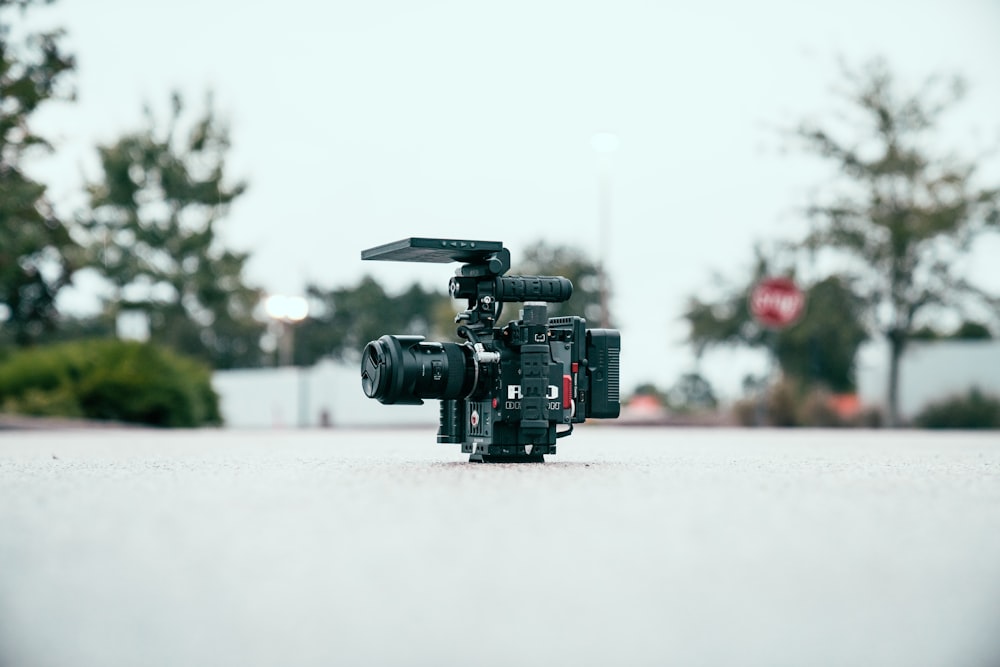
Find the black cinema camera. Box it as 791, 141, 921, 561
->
359, 238, 621, 462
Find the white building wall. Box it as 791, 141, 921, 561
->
857, 340, 1000, 420
212, 359, 438, 428
214, 342, 1000, 428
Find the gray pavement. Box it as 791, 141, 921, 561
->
1, 426, 999, 667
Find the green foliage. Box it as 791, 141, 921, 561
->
2, 4, 266, 367
684, 247, 773, 356
910, 320, 993, 341
509, 241, 605, 325
773, 276, 868, 392
699, 58, 1000, 427
666, 372, 718, 413
292, 240, 603, 365
951, 321, 993, 340
33, 312, 116, 344
684, 247, 867, 392
0, 0, 80, 345
792, 56, 1000, 424
913, 388, 1000, 430
630, 382, 668, 403
294, 277, 451, 365
0, 339, 221, 426
79, 92, 265, 369
909, 325, 943, 341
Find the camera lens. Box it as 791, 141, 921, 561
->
361, 335, 475, 405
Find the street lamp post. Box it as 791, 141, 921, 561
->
264, 294, 310, 427
264, 294, 309, 367
591, 132, 619, 329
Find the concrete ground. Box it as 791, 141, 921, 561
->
1, 426, 999, 667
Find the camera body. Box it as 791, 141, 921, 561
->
360, 238, 621, 462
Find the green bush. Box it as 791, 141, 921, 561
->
913, 388, 1000, 430
0, 339, 221, 427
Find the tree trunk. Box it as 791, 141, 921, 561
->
886, 332, 905, 428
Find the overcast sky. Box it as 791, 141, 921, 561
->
24, 0, 1000, 397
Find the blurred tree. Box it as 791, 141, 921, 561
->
0, 0, 79, 346
950, 321, 992, 340
792, 57, 1000, 425
685, 247, 773, 359
292, 241, 605, 366
630, 382, 668, 404
913, 387, 1000, 429
80, 92, 265, 369
908, 325, 943, 341
772, 275, 868, 392
667, 372, 718, 413
508, 241, 606, 325
34, 313, 114, 344
293, 276, 450, 365
684, 247, 868, 393
910, 320, 993, 341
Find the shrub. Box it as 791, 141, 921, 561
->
797, 387, 845, 427
0, 339, 221, 427
732, 377, 882, 428
912, 388, 1000, 430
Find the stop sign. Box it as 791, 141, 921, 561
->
749, 277, 806, 329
